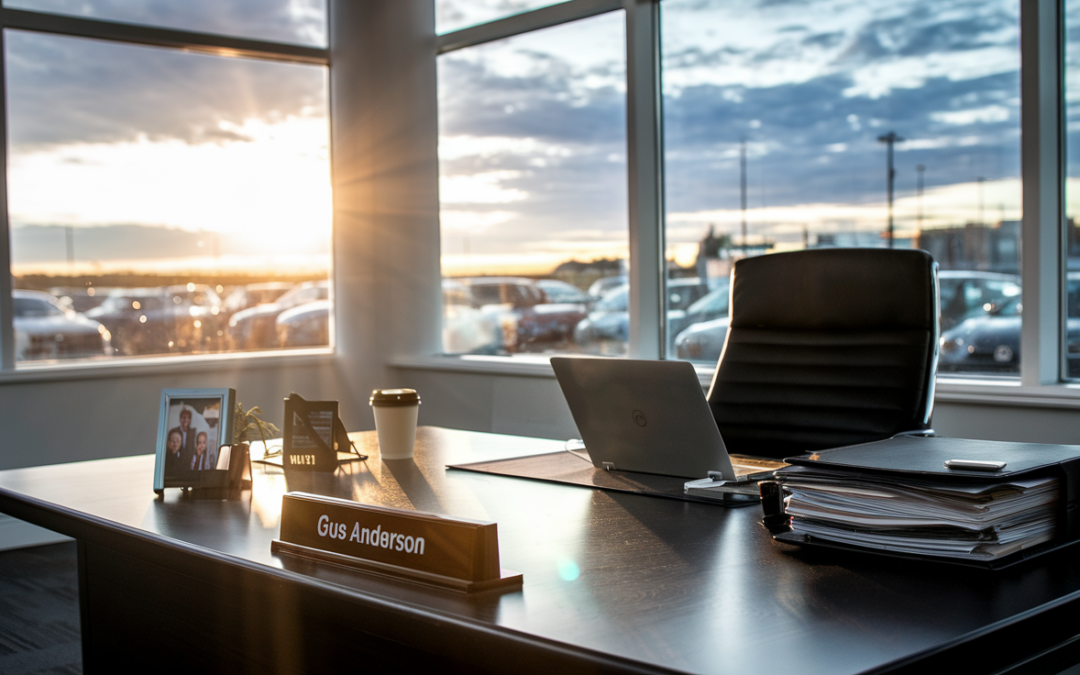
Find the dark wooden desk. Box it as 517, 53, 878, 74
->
2, 427, 1080, 674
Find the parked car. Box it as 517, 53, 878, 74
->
48, 286, 108, 314
940, 272, 1080, 376
587, 274, 627, 298
573, 278, 712, 353
165, 284, 225, 350
223, 281, 294, 316
573, 284, 629, 352
667, 281, 731, 343
276, 300, 330, 347
442, 279, 502, 354
671, 271, 1027, 365
536, 279, 592, 306
86, 288, 203, 356
938, 296, 1024, 373
938, 270, 1021, 331
458, 277, 587, 351
228, 281, 330, 350
13, 289, 111, 361
673, 315, 730, 363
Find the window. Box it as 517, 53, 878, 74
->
437, 10, 629, 357
662, 0, 1021, 373
436, 0, 1073, 389
1, 3, 332, 368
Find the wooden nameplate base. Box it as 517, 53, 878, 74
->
272, 492, 522, 594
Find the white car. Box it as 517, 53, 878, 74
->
14, 289, 111, 361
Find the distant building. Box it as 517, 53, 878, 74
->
812, 232, 914, 249
914, 220, 1019, 274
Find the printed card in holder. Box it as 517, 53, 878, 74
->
282, 393, 363, 472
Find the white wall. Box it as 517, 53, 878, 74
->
394, 366, 1080, 446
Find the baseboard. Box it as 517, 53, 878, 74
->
0, 514, 72, 551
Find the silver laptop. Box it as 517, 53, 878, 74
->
551, 356, 786, 482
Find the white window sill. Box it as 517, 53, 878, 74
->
0, 347, 335, 384
390, 354, 1080, 410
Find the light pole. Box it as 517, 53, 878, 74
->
65, 226, 74, 269
739, 136, 747, 251
878, 131, 904, 248
977, 176, 986, 227
916, 164, 926, 231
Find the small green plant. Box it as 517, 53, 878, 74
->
233, 402, 281, 458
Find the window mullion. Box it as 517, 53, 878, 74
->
0, 29, 12, 371
1019, 0, 1064, 386
625, 0, 664, 359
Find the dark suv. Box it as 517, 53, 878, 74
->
458, 277, 588, 352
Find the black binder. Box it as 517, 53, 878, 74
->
762, 435, 1080, 569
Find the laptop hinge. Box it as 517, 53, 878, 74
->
602, 461, 616, 471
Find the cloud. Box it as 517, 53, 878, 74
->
663, 68, 1021, 218
7, 0, 325, 45
6, 22, 326, 150
10, 222, 329, 268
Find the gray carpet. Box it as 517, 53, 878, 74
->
0, 542, 82, 674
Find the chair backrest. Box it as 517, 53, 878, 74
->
706, 248, 939, 459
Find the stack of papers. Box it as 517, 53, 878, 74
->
778, 467, 1059, 561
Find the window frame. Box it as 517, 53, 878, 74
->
430, 0, 1080, 401
0, 6, 331, 372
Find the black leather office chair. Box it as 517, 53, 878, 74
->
706, 248, 938, 459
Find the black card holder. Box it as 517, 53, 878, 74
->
282, 393, 364, 472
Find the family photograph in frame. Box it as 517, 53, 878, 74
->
154, 388, 236, 492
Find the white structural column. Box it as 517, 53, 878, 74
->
329, 1, 443, 414
624, 0, 665, 359
1019, 0, 1064, 385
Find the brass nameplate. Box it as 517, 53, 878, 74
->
272, 492, 522, 593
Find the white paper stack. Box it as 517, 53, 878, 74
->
779, 467, 1059, 561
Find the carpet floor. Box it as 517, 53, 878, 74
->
0, 542, 81, 674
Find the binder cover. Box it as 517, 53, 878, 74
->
765, 435, 1080, 569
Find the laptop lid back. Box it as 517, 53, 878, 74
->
551, 357, 737, 480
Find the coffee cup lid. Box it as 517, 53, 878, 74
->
370, 388, 420, 407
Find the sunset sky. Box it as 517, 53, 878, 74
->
6, 1, 329, 275
435, 0, 1048, 277
9, 0, 1080, 279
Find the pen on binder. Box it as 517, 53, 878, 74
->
944, 459, 1006, 471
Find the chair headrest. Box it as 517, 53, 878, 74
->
730, 248, 935, 331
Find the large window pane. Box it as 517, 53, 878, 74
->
662, 0, 1021, 376
4, 0, 327, 47
438, 12, 628, 357
7, 31, 331, 364
437, 0, 570, 35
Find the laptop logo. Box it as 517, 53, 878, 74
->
632, 410, 647, 427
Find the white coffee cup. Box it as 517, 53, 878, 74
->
369, 389, 421, 460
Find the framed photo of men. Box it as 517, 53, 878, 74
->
154, 388, 236, 492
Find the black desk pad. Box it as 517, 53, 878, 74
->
448, 450, 752, 504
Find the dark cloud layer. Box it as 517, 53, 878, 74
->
7, 0, 325, 46
663, 69, 1021, 215
6, 30, 327, 150
12, 224, 328, 265
437, 0, 1033, 245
